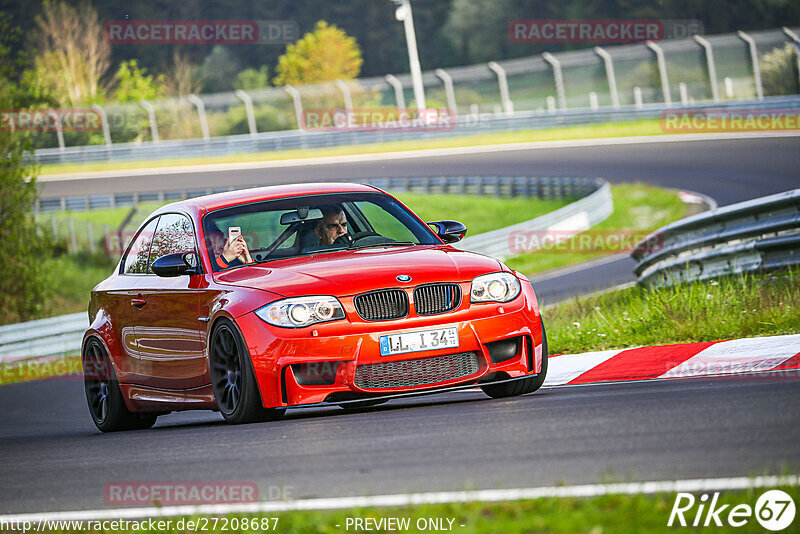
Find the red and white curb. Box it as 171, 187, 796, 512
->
544, 334, 800, 386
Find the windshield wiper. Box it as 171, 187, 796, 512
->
351, 241, 415, 250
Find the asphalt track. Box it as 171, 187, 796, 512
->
3, 135, 798, 515
1, 375, 799, 514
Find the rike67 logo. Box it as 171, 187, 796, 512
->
669, 490, 795, 530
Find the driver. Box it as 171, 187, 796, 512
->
315, 205, 349, 246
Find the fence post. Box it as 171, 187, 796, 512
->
633, 87, 643, 108
737, 31, 763, 100
646, 41, 672, 106
593, 46, 620, 108
283, 85, 304, 129
68, 217, 77, 253
187, 94, 210, 142
546, 96, 556, 113
542, 52, 567, 110
434, 68, 457, 115
782, 27, 800, 91
87, 221, 95, 253
487, 61, 514, 114
384, 74, 406, 110
47, 110, 65, 152
589, 92, 599, 110
693, 35, 720, 102
234, 89, 258, 137
679, 83, 689, 105
334, 79, 353, 112
91, 104, 112, 147
139, 100, 159, 142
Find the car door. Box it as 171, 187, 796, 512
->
114, 215, 161, 381
131, 212, 207, 390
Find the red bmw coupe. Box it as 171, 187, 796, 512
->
82, 183, 548, 431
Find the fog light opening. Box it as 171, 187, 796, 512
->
292, 361, 342, 386
486, 337, 521, 363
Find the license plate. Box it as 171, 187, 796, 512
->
379, 327, 459, 356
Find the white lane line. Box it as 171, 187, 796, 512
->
1, 475, 796, 522
660, 334, 800, 379
38, 131, 800, 181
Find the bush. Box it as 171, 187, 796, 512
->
760, 43, 800, 96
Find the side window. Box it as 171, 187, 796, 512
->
355, 201, 417, 242
123, 217, 160, 274
148, 213, 196, 272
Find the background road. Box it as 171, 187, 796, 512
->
1, 375, 798, 514
39, 137, 800, 206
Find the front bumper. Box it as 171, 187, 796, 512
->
235, 279, 543, 408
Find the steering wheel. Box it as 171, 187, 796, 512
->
349, 231, 384, 246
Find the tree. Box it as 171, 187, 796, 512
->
113, 60, 167, 103
760, 43, 800, 96
29, 0, 111, 106
234, 66, 270, 91
273, 21, 362, 86
200, 45, 241, 93
0, 14, 51, 324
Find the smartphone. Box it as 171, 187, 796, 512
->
228, 227, 241, 243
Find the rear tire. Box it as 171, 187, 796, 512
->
209, 318, 283, 424
481, 318, 548, 399
83, 338, 158, 432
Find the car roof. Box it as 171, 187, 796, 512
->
152, 182, 383, 218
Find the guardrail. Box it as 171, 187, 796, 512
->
8, 176, 611, 362
33, 94, 800, 165
0, 312, 87, 361
631, 189, 800, 287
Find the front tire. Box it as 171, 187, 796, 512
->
83, 338, 158, 432
481, 318, 548, 399
209, 318, 283, 424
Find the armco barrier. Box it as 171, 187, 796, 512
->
9, 176, 611, 362
631, 189, 800, 287
0, 312, 87, 362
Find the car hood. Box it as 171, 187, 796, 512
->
213, 245, 503, 298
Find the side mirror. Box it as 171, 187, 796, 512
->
152, 252, 198, 277
428, 220, 467, 244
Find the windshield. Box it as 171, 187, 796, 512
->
202, 192, 440, 271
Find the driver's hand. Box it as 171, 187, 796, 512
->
240, 237, 253, 263
222, 236, 245, 262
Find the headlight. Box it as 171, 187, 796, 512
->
255, 296, 345, 328
470, 272, 521, 303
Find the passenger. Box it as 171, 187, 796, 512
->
207, 227, 253, 269
315, 205, 349, 246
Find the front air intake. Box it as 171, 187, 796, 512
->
413, 283, 461, 316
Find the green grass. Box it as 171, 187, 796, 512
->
506, 183, 689, 275
39, 119, 666, 175
398, 193, 570, 236
32, 484, 800, 533
546, 272, 800, 355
